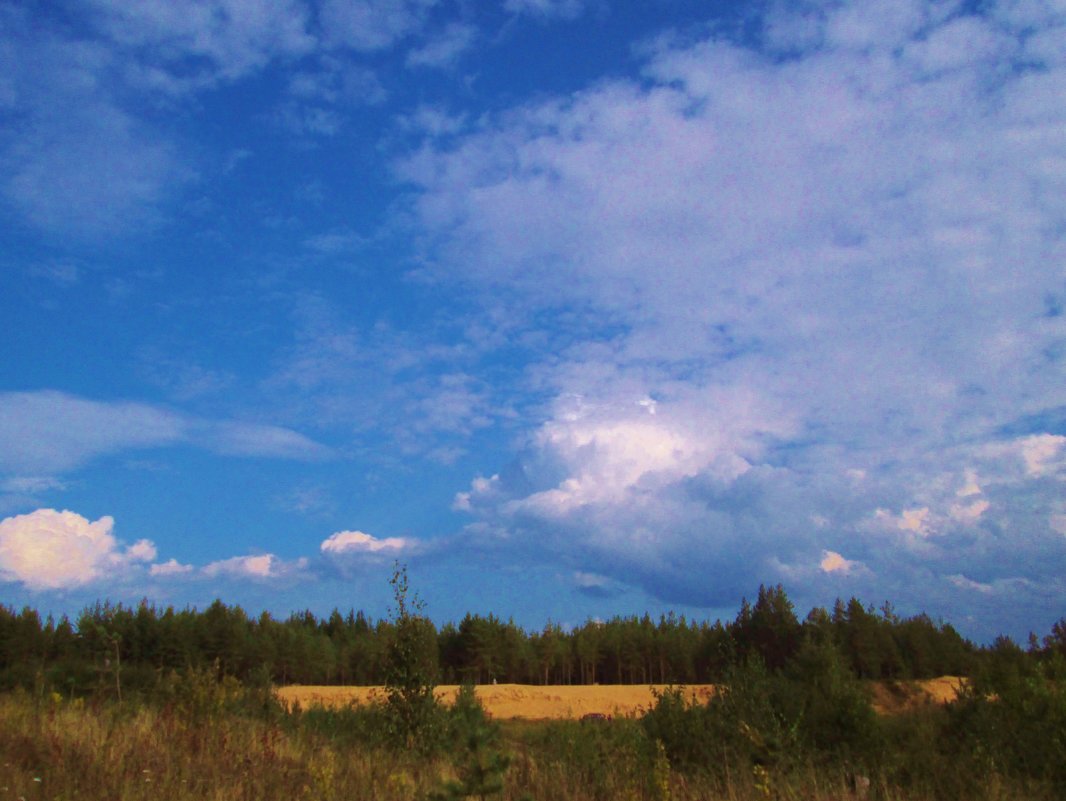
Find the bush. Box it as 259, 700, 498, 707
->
785, 639, 882, 766
643, 645, 882, 786
945, 655, 1066, 796
429, 685, 511, 800
642, 686, 719, 772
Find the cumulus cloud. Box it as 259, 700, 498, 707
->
1018, 434, 1066, 478
0, 509, 155, 590
455, 390, 807, 604
411, 0, 1066, 624
0, 391, 330, 477
321, 529, 414, 555
319, 529, 428, 577
819, 550, 865, 576
149, 558, 195, 577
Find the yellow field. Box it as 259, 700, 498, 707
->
276, 677, 964, 719
275, 683, 715, 719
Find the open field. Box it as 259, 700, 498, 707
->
276, 682, 716, 719
277, 677, 964, 719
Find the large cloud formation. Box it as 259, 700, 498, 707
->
408, 0, 1066, 634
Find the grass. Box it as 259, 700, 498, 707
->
0, 684, 1056, 801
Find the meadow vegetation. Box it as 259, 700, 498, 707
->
1, 573, 1064, 800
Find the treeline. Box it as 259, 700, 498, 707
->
1, 584, 1062, 692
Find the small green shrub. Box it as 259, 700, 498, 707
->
429, 684, 511, 800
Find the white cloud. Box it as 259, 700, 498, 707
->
819, 550, 865, 576
505, 388, 792, 516
149, 558, 194, 577
948, 573, 995, 594
202, 553, 310, 581
572, 570, 623, 597
126, 539, 158, 562
198, 418, 332, 461
0, 391, 330, 477
949, 498, 990, 524
320, 530, 421, 578
416, 1, 1066, 616
321, 530, 413, 555
874, 507, 934, 537
1019, 434, 1066, 478
0, 392, 184, 475
401, 4, 1065, 459
0, 509, 155, 590
453, 474, 500, 512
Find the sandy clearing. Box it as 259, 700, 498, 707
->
275, 684, 715, 720
277, 678, 966, 719
869, 676, 966, 714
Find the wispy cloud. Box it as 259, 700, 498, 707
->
319, 0, 440, 52
0, 0, 315, 239
84, 0, 315, 85
262, 293, 502, 457
0, 391, 331, 477
406, 22, 477, 69
503, 0, 589, 21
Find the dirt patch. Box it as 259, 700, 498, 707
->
869, 676, 966, 714
276, 684, 715, 720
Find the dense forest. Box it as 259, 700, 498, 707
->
2, 583, 1062, 693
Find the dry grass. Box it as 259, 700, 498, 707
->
0, 692, 850, 801
277, 677, 964, 719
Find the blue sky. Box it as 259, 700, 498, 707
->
1, 0, 1064, 643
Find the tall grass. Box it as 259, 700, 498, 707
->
0, 667, 1060, 801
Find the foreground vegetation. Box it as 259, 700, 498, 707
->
2, 573, 1064, 800
1, 654, 1063, 801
